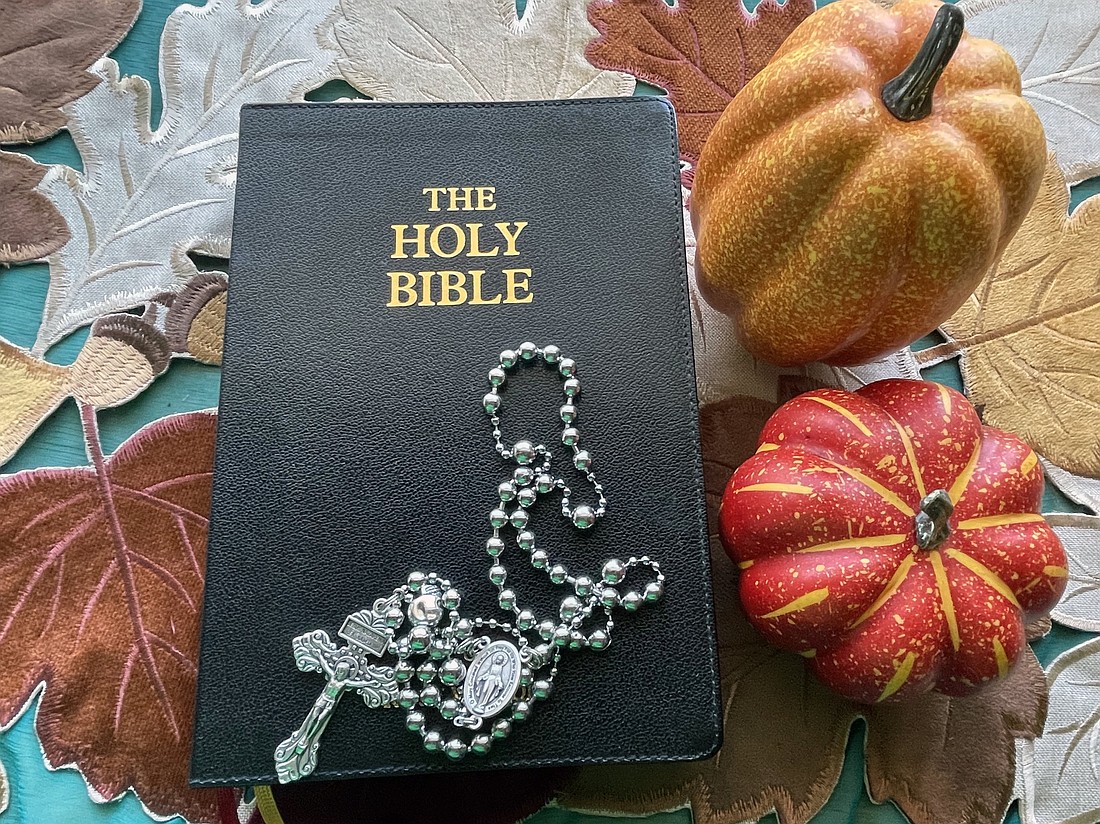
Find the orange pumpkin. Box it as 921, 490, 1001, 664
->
690, 0, 1047, 367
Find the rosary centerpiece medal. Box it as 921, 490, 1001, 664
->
275, 343, 666, 782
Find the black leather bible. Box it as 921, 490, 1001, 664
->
191, 97, 720, 785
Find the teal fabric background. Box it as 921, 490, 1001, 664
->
0, 1, 1095, 822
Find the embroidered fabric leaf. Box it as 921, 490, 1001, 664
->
960, 0, 1100, 186
1016, 636, 1100, 824
864, 646, 1047, 824
1042, 459, 1100, 514
331, 0, 633, 102
0, 411, 220, 822
32, 0, 340, 354
560, 395, 1047, 824
1045, 513, 1100, 632
585, 0, 814, 166
0, 151, 70, 263
0, 335, 71, 466
0, 0, 139, 142
917, 158, 1100, 478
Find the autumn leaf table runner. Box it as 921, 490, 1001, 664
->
0, 1, 1098, 824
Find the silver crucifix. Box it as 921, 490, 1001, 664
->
274, 606, 399, 783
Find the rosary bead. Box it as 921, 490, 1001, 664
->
509, 509, 529, 529
409, 593, 444, 626
536, 474, 555, 493
398, 688, 419, 709
488, 367, 507, 387
519, 667, 533, 686
573, 575, 594, 596
542, 344, 561, 363
569, 629, 586, 649
571, 505, 596, 529
517, 487, 537, 508
440, 698, 461, 720
601, 559, 626, 584
519, 341, 538, 360
423, 730, 444, 752
532, 679, 552, 700
486, 536, 505, 557
395, 661, 415, 683
644, 581, 664, 602
441, 588, 461, 610
454, 619, 473, 640
622, 591, 643, 611
530, 549, 549, 569
514, 466, 535, 486
497, 481, 516, 501
588, 629, 610, 650
549, 564, 568, 584
600, 587, 621, 608
538, 619, 557, 640
500, 349, 518, 368
560, 596, 582, 621
552, 625, 571, 646
406, 710, 425, 732
407, 571, 426, 592
445, 738, 468, 760
558, 357, 577, 377
419, 684, 441, 707
489, 508, 508, 528
429, 638, 449, 660
416, 662, 436, 682
573, 450, 592, 471
559, 403, 577, 423
385, 607, 405, 628
512, 700, 532, 721
498, 589, 517, 610
440, 659, 466, 685
512, 440, 536, 465
489, 564, 507, 585
517, 609, 536, 630
561, 427, 580, 446
517, 530, 536, 550
483, 392, 501, 414
492, 719, 512, 739
408, 625, 431, 651
471, 733, 493, 754
563, 377, 581, 398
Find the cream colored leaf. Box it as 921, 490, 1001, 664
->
918, 157, 1100, 478
331, 0, 633, 102
1046, 513, 1100, 632
1015, 636, 1100, 824
805, 349, 923, 392
1043, 459, 1100, 513
0, 754, 7, 815
33, 0, 339, 353
960, 0, 1100, 186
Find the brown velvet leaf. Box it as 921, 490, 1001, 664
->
0, 410, 220, 822
585, 0, 815, 166
0, 151, 69, 263
559, 394, 1050, 824
0, 0, 140, 142
863, 647, 1047, 824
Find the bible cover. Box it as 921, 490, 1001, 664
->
191, 97, 720, 785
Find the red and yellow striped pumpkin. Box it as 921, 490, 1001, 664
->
719, 379, 1066, 703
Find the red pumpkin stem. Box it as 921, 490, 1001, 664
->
915, 488, 954, 550
882, 4, 965, 122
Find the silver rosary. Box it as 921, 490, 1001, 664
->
275, 343, 665, 782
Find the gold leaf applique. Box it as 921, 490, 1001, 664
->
917, 157, 1100, 478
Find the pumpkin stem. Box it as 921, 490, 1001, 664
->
915, 489, 954, 550
882, 4, 965, 122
